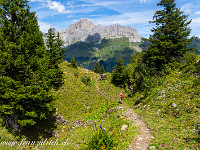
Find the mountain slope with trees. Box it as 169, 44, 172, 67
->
64, 37, 139, 72
0, 0, 199, 149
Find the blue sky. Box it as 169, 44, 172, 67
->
29, 0, 200, 38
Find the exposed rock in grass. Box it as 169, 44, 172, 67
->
134, 103, 141, 109
172, 103, 177, 108
121, 125, 128, 131
86, 120, 93, 125
106, 108, 114, 114
100, 74, 107, 80
149, 146, 157, 149
73, 120, 85, 128
55, 114, 66, 124
47, 130, 59, 137
115, 106, 123, 111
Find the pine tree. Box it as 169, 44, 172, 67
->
70, 57, 78, 68
94, 61, 100, 73
111, 58, 125, 86
144, 0, 192, 69
0, 0, 55, 128
100, 65, 105, 74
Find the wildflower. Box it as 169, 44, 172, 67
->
94, 123, 96, 127
100, 125, 102, 130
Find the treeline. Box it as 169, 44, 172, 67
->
111, 0, 200, 94
0, 0, 64, 129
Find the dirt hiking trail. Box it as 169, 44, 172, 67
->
94, 76, 153, 150
122, 103, 153, 150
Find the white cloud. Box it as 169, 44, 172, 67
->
38, 21, 52, 33
47, 0, 70, 13
30, 0, 70, 14
192, 18, 200, 23
195, 11, 200, 15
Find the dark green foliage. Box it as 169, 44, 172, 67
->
125, 53, 157, 92
100, 65, 105, 74
87, 128, 117, 149
0, 0, 58, 128
70, 57, 78, 68
144, 0, 192, 70
111, 58, 126, 87
94, 61, 100, 73
45, 28, 64, 89
81, 75, 91, 86
124, 0, 195, 93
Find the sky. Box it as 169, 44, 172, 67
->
29, 0, 200, 38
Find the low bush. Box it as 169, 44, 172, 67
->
81, 76, 91, 86
87, 125, 117, 149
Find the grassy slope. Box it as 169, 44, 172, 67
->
125, 68, 200, 149
1, 59, 199, 149
0, 61, 137, 150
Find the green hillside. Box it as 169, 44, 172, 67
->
64, 37, 139, 72
1, 56, 200, 149
0, 61, 138, 150
125, 68, 200, 149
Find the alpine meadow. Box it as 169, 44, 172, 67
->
0, 0, 199, 150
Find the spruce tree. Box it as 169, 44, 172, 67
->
111, 58, 125, 86
70, 57, 78, 68
45, 28, 64, 89
0, 0, 55, 128
144, 0, 192, 69
100, 65, 105, 74
94, 61, 100, 73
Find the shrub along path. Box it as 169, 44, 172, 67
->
94, 75, 153, 150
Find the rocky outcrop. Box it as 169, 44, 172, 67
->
57, 18, 141, 46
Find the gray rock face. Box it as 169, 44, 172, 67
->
59, 18, 141, 46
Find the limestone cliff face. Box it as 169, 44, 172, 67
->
58, 18, 141, 46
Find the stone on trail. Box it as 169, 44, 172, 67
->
149, 146, 157, 149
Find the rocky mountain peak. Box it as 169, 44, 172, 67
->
58, 18, 142, 46
67, 18, 95, 31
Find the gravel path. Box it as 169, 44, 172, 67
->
121, 105, 154, 150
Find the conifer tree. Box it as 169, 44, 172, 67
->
0, 0, 55, 128
45, 28, 64, 89
144, 0, 192, 69
94, 61, 100, 73
111, 58, 125, 86
100, 65, 105, 74
70, 57, 78, 68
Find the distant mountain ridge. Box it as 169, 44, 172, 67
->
50, 18, 141, 46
